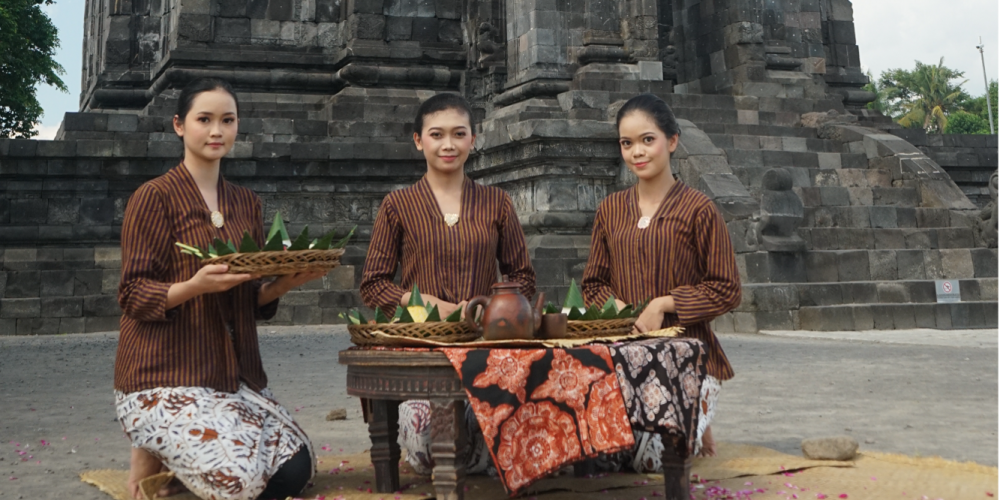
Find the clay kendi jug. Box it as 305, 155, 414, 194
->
465, 283, 545, 341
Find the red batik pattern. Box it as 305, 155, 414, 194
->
441, 346, 633, 495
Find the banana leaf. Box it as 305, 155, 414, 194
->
374, 307, 391, 324
444, 307, 462, 322
543, 302, 560, 314
616, 305, 634, 319
332, 225, 357, 249
398, 306, 415, 323
580, 304, 603, 321
408, 284, 424, 307
564, 278, 585, 310
288, 226, 312, 251
425, 305, 441, 322
267, 211, 290, 246
313, 229, 336, 250
392, 306, 404, 323
339, 311, 362, 325
213, 238, 236, 256
238, 232, 260, 253
262, 232, 285, 252
567, 306, 584, 321
600, 296, 619, 319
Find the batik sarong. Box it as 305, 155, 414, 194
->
397, 400, 493, 476
439, 345, 635, 495
115, 384, 313, 500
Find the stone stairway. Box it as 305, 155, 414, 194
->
659, 94, 997, 332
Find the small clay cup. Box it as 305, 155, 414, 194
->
537, 313, 568, 339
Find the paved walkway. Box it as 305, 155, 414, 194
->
0, 326, 995, 500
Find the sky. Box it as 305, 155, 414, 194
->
30, 0, 1000, 139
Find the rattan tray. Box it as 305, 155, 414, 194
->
202, 248, 346, 276
348, 321, 480, 346
565, 318, 636, 338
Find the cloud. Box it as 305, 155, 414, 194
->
32, 123, 61, 140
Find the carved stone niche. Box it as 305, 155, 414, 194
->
759, 168, 807, 253
980, 170, 998, 248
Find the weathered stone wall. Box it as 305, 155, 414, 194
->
887, 130, 999, 209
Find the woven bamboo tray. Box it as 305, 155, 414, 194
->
348, 322, 480, 346
202, 248, 346, 276
565, 318, 636, 338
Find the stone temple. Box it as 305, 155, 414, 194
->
0, 0, 996, 334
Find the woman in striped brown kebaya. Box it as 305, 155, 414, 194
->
360, 93, 536, 475
115, 78, 325, 500
582, 94, 741, 468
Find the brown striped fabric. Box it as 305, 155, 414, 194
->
582, 181, 741, 380
360, 176, 536, 312
115, 165, 278, 394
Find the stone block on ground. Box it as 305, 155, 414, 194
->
801, 436, 858, 460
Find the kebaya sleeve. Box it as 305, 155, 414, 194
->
496, 194, 536, 300
360, 196, 406, 311
117, 184, 177, 322
670, 203, 742, 325
582, 204, 616, 306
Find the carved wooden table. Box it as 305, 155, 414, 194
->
339, 348, 692, 500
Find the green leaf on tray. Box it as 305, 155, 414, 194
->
339, 311, 361, 325
567, 306, 584, 321
392, 306, 404, 323
543, 302, 560, 315
267, 211, 290, 247
238, 232, 260, 253
213, 238, 236, 256
262, 232, 285, 252
564, 278, 585, 310
581, 304, 603, 321
332, 226, 357, 249
599, 296, 619, 319
398, 306, 415, 323
288, 226, 312, 251
616, 305, 634, 319
425, 305, 441, 322
408, 284, 424, 307
175, 242, 205, 258
444, 307, 462, 322
313, 229, 336, 251
374, 307, 391, 324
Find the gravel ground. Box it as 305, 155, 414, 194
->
0, 326, 995, 499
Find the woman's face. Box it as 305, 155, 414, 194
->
173, 89, 239, 163
413, 108, 475, 175
618, 111, 679, 182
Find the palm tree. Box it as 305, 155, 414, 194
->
892, 58, 968, 133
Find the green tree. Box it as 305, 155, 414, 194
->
0, 0, 67, 139
944, 111, 990, 134
877, 58, 969, 134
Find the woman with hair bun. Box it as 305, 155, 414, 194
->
582, 93, 741, 469
114, 78, 325, 500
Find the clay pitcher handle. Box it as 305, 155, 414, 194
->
465, 295, 490, 334
533, 292, 546, 332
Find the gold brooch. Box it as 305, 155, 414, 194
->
637, 216, 651, 229
443, 213, 460, 227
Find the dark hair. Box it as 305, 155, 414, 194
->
414, 93, 476, 136
615, 93, 681, 138
175, 77, 240, 122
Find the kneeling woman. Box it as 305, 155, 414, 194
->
115, 78, 325, 500
360, 93, 536, 474
582, 94, 741, 469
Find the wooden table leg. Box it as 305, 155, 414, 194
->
429, 399, 466, 500
367, 399, 401, 493
661, 434, 691, 500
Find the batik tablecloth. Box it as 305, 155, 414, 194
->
439, 337, 706, 495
